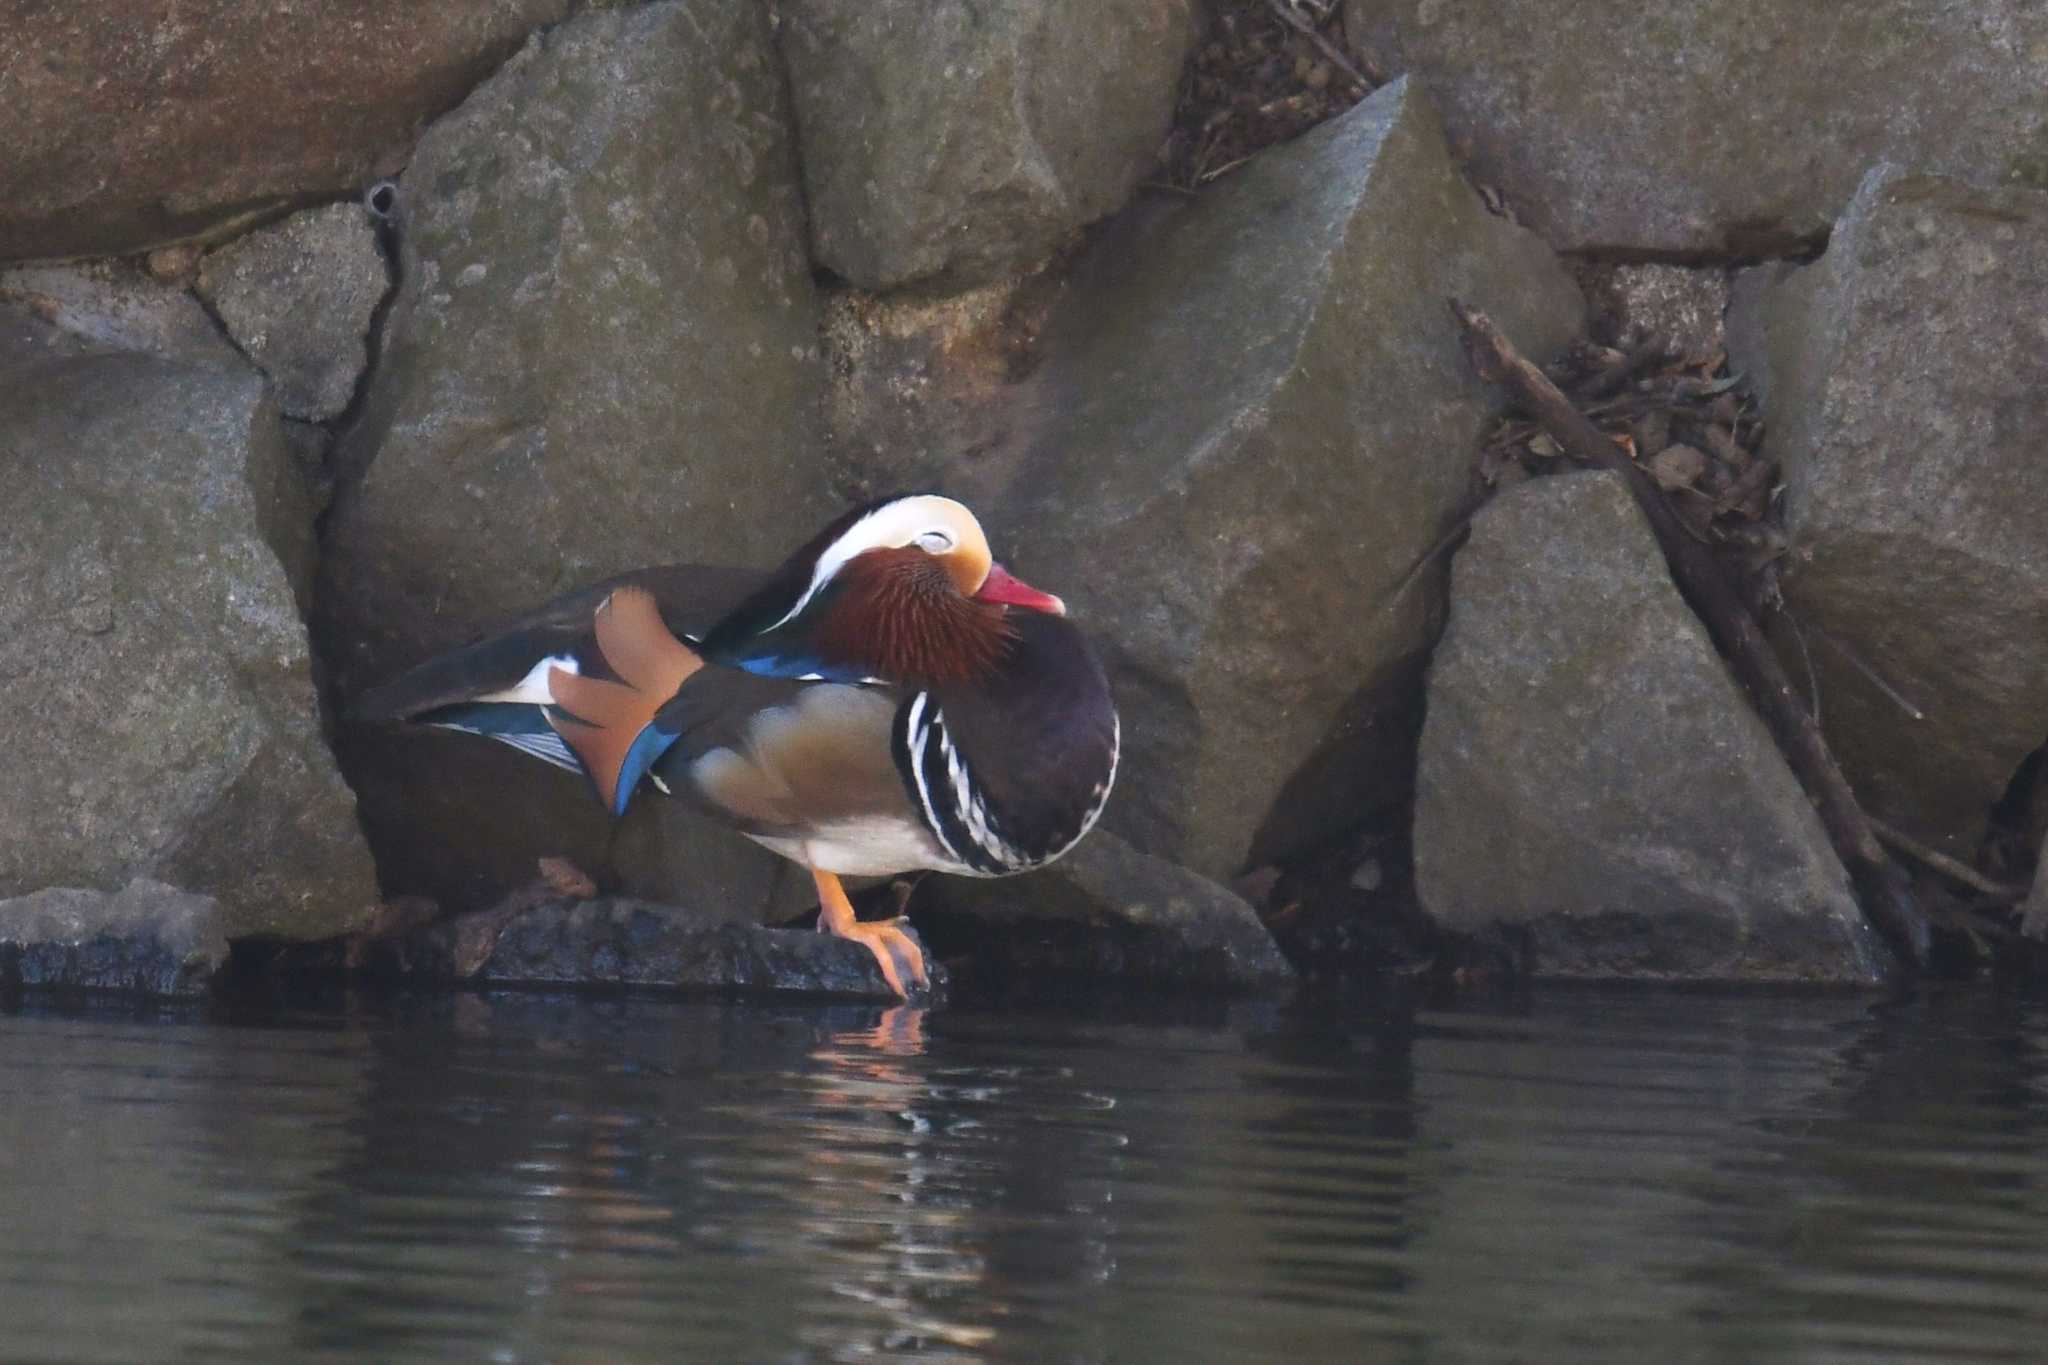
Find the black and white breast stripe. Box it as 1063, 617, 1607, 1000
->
891, 692, 1029, 876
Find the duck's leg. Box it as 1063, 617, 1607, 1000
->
812, 869, 929, 1000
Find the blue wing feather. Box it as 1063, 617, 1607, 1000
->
421, 703, 583, 775
610, 724, 683, 817
735, 651, 873, 684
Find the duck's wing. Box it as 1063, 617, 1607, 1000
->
654, 673, 913, 843
349, 565, 763, 723
349, 567, 768, 812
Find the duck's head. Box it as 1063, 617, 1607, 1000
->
701, 494, 1067, 685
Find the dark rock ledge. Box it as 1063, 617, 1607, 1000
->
360, 895, 945, 1004
1, 840, 1298, 1007
0, 881, 229, 1001
915, 832, 1297, 993
251, 836, 1298, 1005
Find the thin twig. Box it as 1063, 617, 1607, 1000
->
1780, 604, 1821, 728
1870, 818, 2028, 903
1376, 506, 1476, 618
1263, 0, 1384, 88
1818, 629, 1928, 722
1197, 155, 1255, 184
1579, 390, 1683, 421
1449, 300, 1932, 970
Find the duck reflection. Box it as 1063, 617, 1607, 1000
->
785, 1005, 999, 1357
770, 1002, 1154, 1359
24, 980, 2048, 1363
284, 994, 1142, 1362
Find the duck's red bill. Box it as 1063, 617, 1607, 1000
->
975, 563, 1066, 616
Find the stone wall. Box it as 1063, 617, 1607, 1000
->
5, 0, 2041, 994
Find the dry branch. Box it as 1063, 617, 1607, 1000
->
1263, 0, 1385, 89
1870, 819, 2027, 904
1450, 300, 1932, 970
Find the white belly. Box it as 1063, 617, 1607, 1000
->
745, 817, 976, 879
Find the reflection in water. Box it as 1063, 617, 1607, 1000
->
8, 986, 2048, 1362
791, 1007, 994, 1358
1694, 990, 2048, 1363
257, 995, 1173, 1363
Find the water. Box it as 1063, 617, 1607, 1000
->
6, 984, 2048, 1364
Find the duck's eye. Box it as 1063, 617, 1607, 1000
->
914, 530, 955, 554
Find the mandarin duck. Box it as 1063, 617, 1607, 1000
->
354, 494, 1119, 997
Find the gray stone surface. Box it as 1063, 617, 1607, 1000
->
1414, 472, 1884, 984
1727, 168, 2048, 852
397, 896, 936, 1002
819, 274, 1054, 480
0, 261, 244, 368
321, 2, 834, 919
1724, 262, 1797, 405
782, 0, 1200, 291
197, 204, 391, 420
0, 0, 578, 262
924, 79, 1582, 879
919, 831, 1295, 991
0, 880, 228, 999
1345, 0, 2048, 255
0, 318, 379, 939
1580, 263, 1729, 359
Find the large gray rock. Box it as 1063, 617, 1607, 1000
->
819, 276, 1049, 480
0, 261, 244, 367
926, 79, 1582, 879
197, 204, 391, 420
0, 316, 379, 939
1728, 168, 2048, 853
1345, 1, 2048, 254
0, 880, 228, 999
918, 831, 1295, 990
322, 1, 834, 918
0, 0, 578, 262
1414, 472, 1884, 984
781, 0, 1200, 291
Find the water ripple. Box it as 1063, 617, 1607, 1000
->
7, 987, 2048, 1362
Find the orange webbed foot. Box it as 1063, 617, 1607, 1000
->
833, 916, 930, 1000
811, 869, 930, 1000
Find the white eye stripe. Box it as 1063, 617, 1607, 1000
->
915, 530, 954, 552
761, 495, 980, 635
